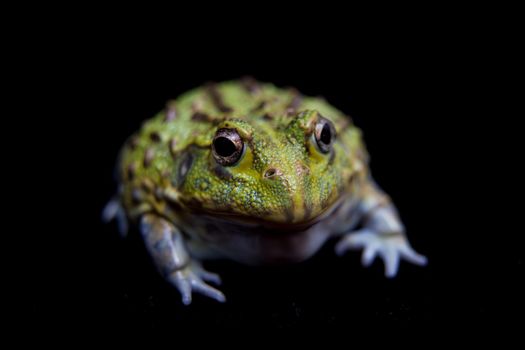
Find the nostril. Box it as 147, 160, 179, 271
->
264, 168, 282, 179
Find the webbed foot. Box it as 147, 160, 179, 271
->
336, 229, 427, 278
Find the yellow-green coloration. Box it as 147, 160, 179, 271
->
118, 79, 367, 225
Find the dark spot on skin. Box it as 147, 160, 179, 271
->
303, 202, 312, 221
166, 196, 182, 211
128, 136, 139, 150
240, 76, 261, 94
347, 172, 355, 185
285, 205, 295, 223
251, 101, 266, 112
144, 148, 155, 168
168, 202, 183, 211
165, 105, 177, 122
191, 112, 214, 122
127, 163, 137, 180
212, 164, 233, 180
207, 83, 233, 113
320, 195, 328, 209
178, 152, 193, 184
149, 131, 161, 143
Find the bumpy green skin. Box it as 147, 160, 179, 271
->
119, 79, 367, 226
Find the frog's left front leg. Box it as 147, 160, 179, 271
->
140, 213, 225, 305
335, 181, 427, 277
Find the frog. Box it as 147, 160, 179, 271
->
103, 78, 427, 305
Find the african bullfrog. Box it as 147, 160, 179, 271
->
103, 78, 427, 304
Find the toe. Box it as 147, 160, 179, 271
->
190, 277, 226, 303
361, 243, 380, 266
399, 246, 428, 266
168, 271, 192, 305
191, 262, 222, 285
335, 230, 374, 255
200, 270, 222, 285
335, 240, 350, 256
381, 247, 400, 278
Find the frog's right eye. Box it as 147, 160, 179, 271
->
212, 128, 244, 166
313, 116, 336, 154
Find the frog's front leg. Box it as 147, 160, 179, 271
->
335, 181, 427, 277
140, 213, 225, 304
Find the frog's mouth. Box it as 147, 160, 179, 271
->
192, 196, 346, 235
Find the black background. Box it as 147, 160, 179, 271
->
28, 16, 523, 332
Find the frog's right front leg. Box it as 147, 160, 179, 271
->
140, 213, 226, 305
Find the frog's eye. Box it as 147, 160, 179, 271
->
212, 128, 244, 166
313, 116, 336, 153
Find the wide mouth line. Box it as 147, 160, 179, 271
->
192, 197, 346, 233
203, 213, 321, 231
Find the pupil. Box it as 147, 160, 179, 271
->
214, 137, 237, 157
320, 123, 331, 144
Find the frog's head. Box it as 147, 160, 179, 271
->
178, 110, 361, 225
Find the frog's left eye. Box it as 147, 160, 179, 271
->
212, 128, 244, 166
313, 116, 336, 153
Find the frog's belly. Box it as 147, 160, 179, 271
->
189, 218, 333, 265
